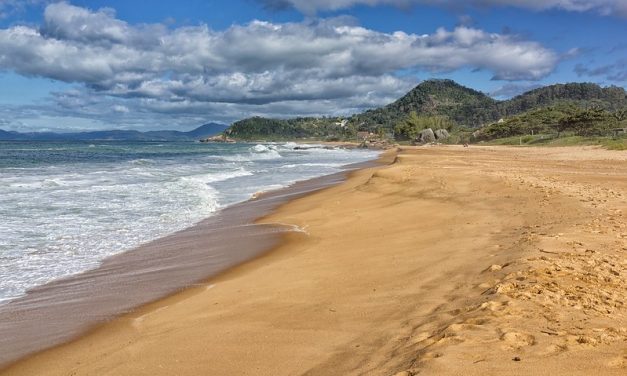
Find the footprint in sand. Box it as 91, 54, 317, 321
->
544, 343, 568, 355
500, 331, 535, 349
421, 351, 443, 359
607, 355, 627, 368
393, 371, 413, 376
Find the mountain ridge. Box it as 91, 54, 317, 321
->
226, 79, 627, 139
354, 79, 627, 129
0, 123, 228, 141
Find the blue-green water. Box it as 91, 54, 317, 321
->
0, 141, 377, 303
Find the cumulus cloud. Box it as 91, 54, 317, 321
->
262, 0, 627, 17
0, 2, 559, 129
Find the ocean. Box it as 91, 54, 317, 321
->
0, 141, 378, 305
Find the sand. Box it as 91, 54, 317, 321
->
3, 145, 626, 375
0, 159, 363, 368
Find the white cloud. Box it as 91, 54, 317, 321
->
112, 104, 130, 113
0, 2, 560, 129
263, 0, 627, 17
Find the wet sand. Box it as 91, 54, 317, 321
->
3, 145, 626, 375
0, 158, 382, 369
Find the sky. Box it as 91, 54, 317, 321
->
0, 0, 625, 132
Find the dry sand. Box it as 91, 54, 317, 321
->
3, 145, 626, 375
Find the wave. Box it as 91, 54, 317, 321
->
130, 158, 156, 166
0, 142, 378, 304
177, 168, 253, 186
279, 162, 341, 169
220, 144, 282, 162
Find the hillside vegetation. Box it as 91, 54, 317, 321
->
352, 79, 500, 129
226, 117, 359, 141
225, 80, 627, 144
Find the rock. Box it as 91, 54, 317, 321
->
359, 140, 394, 149
415, 128, 436, 144
434, 129, 450, 140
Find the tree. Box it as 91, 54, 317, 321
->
394, 112, 453, 140
612, 109, 627, 122
376, 126, 386, 140
556, 115, 577, 138
557, 108, 612, 137
394, 111, 423, 140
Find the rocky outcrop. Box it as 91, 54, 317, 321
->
415, 128, 436, 144
359, 139, 395, 149
414, 128, 450, 144
434, 129, 450, 140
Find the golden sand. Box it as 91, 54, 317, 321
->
3, 145, 626, 375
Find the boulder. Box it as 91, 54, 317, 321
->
434, 129, 450, 140
415, 128, 436, 144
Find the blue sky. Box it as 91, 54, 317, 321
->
0, 0, 625, 131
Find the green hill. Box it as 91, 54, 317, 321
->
226, 117, 354, 141
475, 105, 627, 141
352, 79, 500, 129
225, 80, 627, 141
499, 83, 627, 117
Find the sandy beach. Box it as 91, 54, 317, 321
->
3, 145, 626, 375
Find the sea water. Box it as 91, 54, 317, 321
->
0, 141, 378, 304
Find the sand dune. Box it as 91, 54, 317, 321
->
3, 145, 625, 375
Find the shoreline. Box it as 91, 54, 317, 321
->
3, 145, 626, 375
0, 152, 389, 370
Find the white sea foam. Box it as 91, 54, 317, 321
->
0, 142, 378, 303
221, 145, 282, 162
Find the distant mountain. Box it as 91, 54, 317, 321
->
181, 123, 230, 138
0, 129, 15, 139
0, 123, 228, 141
227, 80, 627, 139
